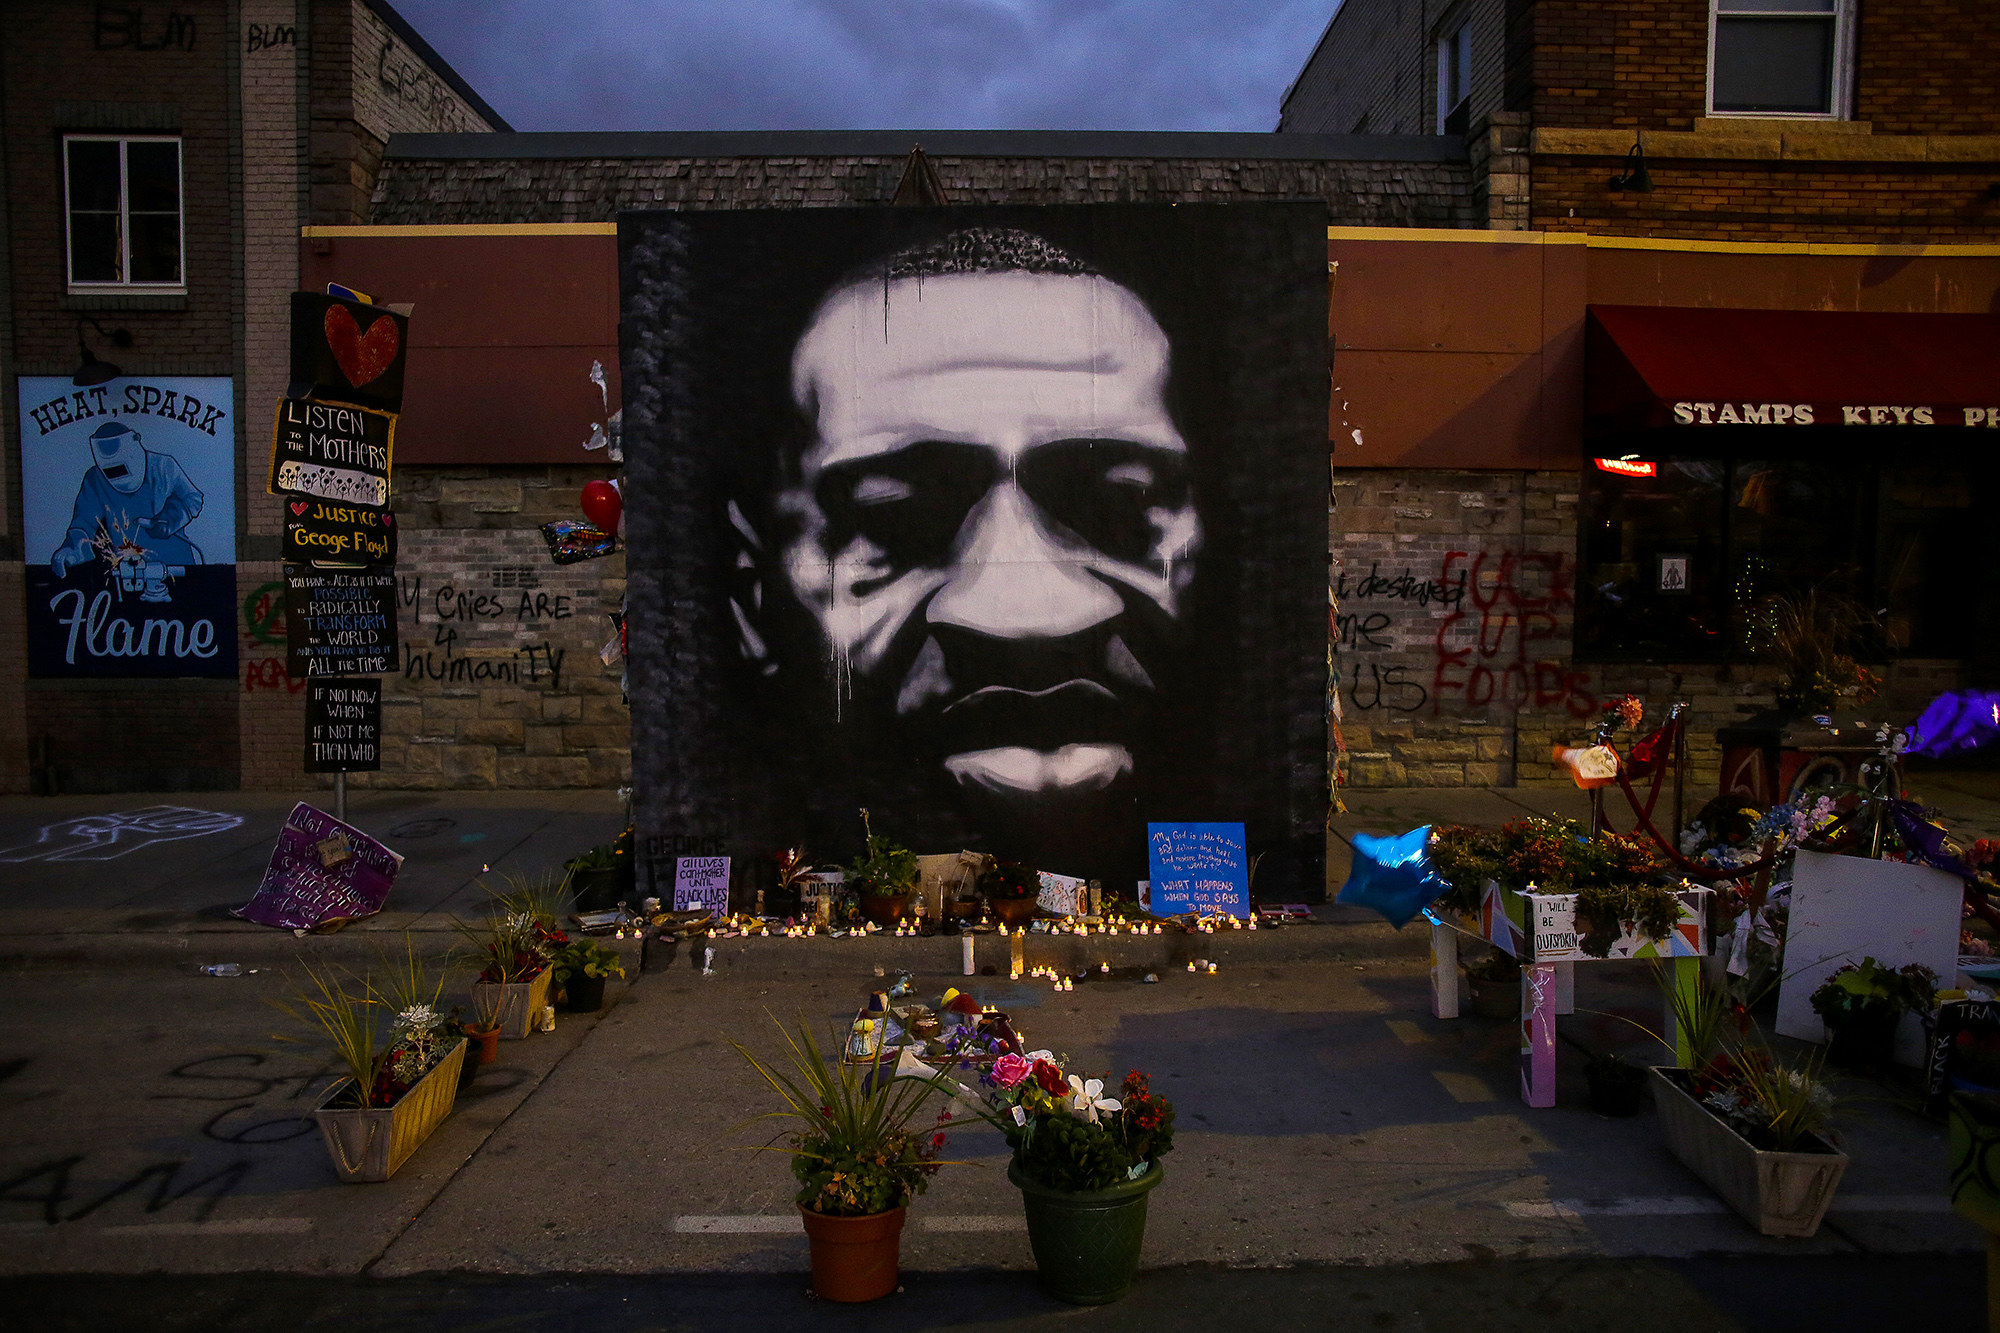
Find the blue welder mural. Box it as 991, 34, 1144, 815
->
19, 376, 237, 678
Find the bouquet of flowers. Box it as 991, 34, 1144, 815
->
973, 1050, 1176, 1191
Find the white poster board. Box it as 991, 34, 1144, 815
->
1775, 849, 1962, 1064
673, 855, 731, 916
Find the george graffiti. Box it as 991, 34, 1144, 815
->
373, 33, 479, 132
1430, 550, 1596, 718
0, 806, 244, 863
93, 4, 196, 51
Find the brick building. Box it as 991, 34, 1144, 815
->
1278, 0, 2000, 790
0, 0, 504, 793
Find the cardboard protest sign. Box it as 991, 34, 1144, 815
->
290, 292, 408, 414
282, 496, 397, 566
269, 398, 394, 509
233, 801, 402, 931
674, 855, 731, 915
283, 566, 398, 676
305, 679, 382, 773
1147, 822, 1250, 916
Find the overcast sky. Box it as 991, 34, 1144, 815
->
391, 0, 1336, 133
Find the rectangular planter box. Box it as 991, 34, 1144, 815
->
311, 1038, 466, 1183
1649, 1066, 1848, 1237
472, 966, 552, 1040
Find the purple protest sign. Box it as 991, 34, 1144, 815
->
233, 802, 403, 932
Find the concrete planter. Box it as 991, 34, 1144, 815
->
311, 1038, 466, 1183
472, 966, 552, 1039
1649, 1066, 1847, 1237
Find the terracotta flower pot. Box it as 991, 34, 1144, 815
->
464, 1023, 501, 1065
990, 896, 1039, 930
798, 1205, 906, 1302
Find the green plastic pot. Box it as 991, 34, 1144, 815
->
1008, 1157, 1164, 1305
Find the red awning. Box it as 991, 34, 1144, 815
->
1586, 305, 2000, 434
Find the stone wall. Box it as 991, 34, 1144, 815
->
337, 464, 630, 792
1332, 467, 1964, 789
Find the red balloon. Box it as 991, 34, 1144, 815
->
580, 479, 622, 535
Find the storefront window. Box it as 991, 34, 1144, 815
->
1577, 457, 1975, 664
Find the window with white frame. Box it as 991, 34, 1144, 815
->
64, 135, 184, 289
1709, 0, 1852, 117
1436, 21, 1471, 135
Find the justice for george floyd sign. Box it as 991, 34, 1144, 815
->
305, 679, 382, 773
282, 497, 397, 567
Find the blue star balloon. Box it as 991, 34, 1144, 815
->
1337, 825, 1444, 930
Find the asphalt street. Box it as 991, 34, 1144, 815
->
0, 782, 1992, 1329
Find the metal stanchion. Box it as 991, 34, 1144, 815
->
335, 772, 346, 824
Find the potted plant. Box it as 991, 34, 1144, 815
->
966, 1053, 1176, 1305
1645, 965, 1848, 1237
848, 808, 919, 928
1462, 949, 1520, 1019
564, 826, 634, 911
274, 949, 467, 1184
462, 986, 503, 1067
979, 861, 1041, 930
456, 878, 567, 1039
1808, 956, 1937, 1069
554, 938, 625, 1013
730, 1019, 956, 1303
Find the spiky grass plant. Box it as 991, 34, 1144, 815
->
731, 1017, 959, 1216
488, 870, 572, 929
271, 961, 385, 1110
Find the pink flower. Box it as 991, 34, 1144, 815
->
991, 1053, 1032, 1088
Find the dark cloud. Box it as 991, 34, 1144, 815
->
389, 0, 1333, 132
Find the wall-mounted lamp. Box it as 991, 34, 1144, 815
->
1608, 141, 1654, 193
71, 317, 133, 387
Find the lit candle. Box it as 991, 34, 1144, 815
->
1187, 960, 1196, 972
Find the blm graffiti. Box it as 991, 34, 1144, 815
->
620, 204, 1330, 899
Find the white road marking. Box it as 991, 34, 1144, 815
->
99, 1217, 313, 1235
1385, 1019, 1432, 1046
1506, 1195, 1954, 1220
673, 1213, 1025, 1235
674, 1215, 800, 1234
921, 1215, 1023, 1232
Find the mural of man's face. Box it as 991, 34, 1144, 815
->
778, 269, 1203, 805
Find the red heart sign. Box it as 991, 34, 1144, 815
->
381, 512, 393, 526
290, 500, 308, 516
323, 305, 400, 388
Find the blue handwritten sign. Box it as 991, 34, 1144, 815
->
1147, 823, 1249, 916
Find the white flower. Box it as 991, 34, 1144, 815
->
1065, 1075, 1122, 1123
1024, 1050, 1054, 1063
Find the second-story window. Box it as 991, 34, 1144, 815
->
1710, 0, 1851, 117
64, 134, 184, 290
1436, 22, 1471, 135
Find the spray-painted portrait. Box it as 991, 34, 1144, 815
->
621, 204, 1327, 900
